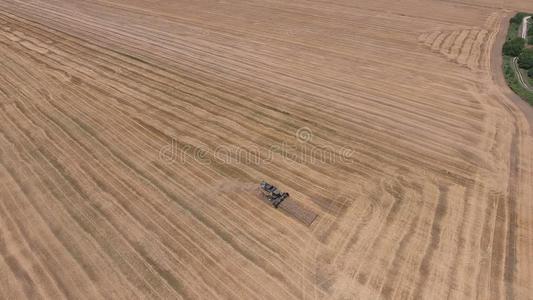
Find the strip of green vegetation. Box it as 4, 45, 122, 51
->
503, 56, 533, 104
527, 72, 533, 86
507, 22, 519, 40
502, 12, 533, 105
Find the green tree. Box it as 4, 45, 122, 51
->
503, 37, 526, 56
511, 13, 530, 25
518, 48, 533, 69
528, 68, 533, 78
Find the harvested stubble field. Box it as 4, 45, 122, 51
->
0, 0, 532, 299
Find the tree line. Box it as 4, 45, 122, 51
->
504, 13, 533, 77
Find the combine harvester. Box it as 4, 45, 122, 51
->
259, 181, 318, 226
260, 181, 290, 208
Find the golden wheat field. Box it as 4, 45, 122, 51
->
0, 0, 531, 299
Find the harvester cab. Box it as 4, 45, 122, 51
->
260, 181, 289, 208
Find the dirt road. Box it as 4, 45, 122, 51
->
521, 16, 531, 39
0, 0, 531, 299
492, 11, 533, 130
510, 15, 533, 94
512, 57, 533, 92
